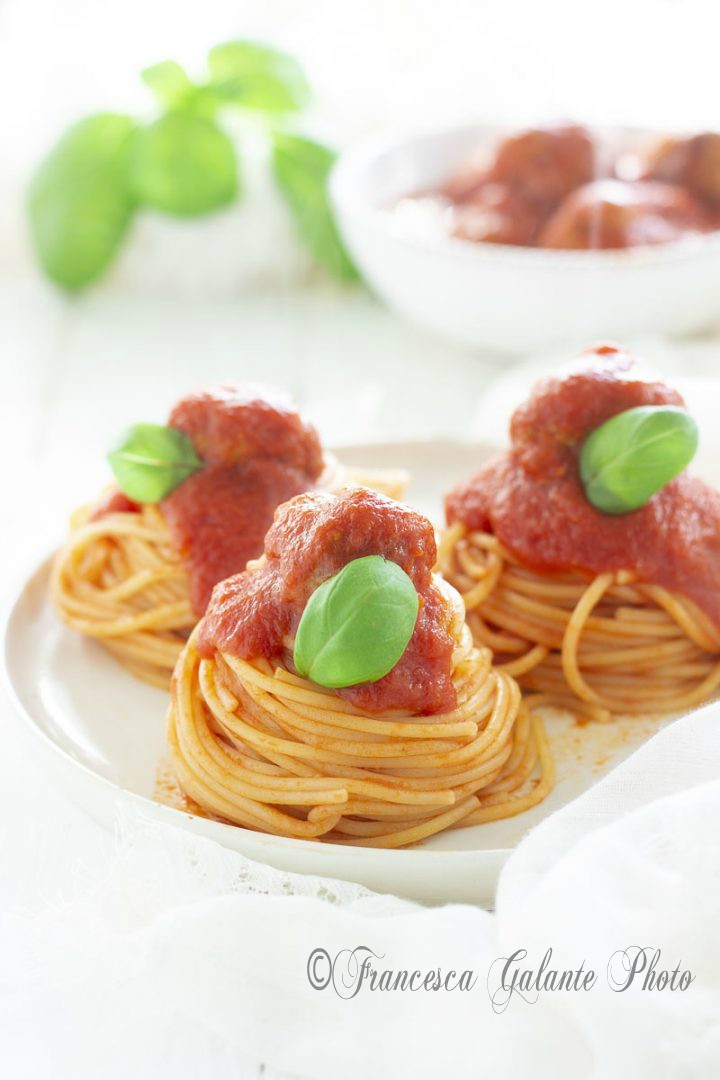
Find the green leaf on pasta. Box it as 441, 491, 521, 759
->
108, 423, 203, 503
293, 555, 419, 689
579, 405, 698, 515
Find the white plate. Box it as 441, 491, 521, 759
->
2, 440, 669, 906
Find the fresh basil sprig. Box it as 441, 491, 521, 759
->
293, 556, 419, 689
141, 61, 196, 112
131, 114, 238, 216
27, 114, 137, 290
27, 40, 357, 289
272, 132, 359, 281
207, 41, 310, 113
579, 405, 698, 515
108, 423, 203, 503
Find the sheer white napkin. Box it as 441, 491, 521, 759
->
1, 698, 719, 1079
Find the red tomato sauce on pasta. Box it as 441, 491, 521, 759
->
446, 345, 720, 627
94, 390, 323, 614
91, 490, 139, 518
145, 387, 325, 615
199, 487, 457, 715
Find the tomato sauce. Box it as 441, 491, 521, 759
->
167, 387, 323, 475
89, 387, 322, 614
91, 490, 139, 519
446, 345, 720, 627
199, 488, 458, 715
538, 180, 705, 250
406, 125, 720, 250
154, 388, 324, 615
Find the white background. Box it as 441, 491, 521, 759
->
3, 2, 720, 1076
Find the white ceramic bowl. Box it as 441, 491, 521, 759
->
330, 123, 720, 355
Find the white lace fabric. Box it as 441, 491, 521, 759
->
2, 701, 720, 1078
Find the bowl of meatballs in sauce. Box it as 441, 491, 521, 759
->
330, 122, 720, 353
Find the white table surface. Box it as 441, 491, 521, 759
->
2, 275, 720, 1077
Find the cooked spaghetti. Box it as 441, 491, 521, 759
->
52, 388, 406, 688
167, 488, 553, 846
52, 503, 193, 688
439, 525, 720, 723
442, 345, 720, 720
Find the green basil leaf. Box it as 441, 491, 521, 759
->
27, 113, 136, 290
207, 40, 310, 113
108, 423, 203, 503
131, 114, 238, 216
579, 405, 698, 515
271, 132, 358, 281
141, 61, 196, 111
293, 555, 419, 689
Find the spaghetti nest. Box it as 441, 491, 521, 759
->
439, 522, 720, 722
51, 503, 192, 688
50, 463, 407, 690
166, 604, 554, 848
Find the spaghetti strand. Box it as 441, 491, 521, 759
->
167, 625, 553, 848
440, 525, 720, 719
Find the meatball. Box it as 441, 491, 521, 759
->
442, 150, 490, 204
641, 133, 720, 204
450, 182, 544, 245
538, 179, 705, 249
168, 386, 323, 476
485, 124, 597, 205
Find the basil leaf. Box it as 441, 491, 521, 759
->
208, 40, 310, 113
108, 423, 203, 503
131, 114, 238, 216
27, 113, 136, 290
141, 61, 196, 111
271, 132, 358, 281
579, 406, 698, 515
293, 555, 419, 689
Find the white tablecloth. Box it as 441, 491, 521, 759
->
2, 701, 719, 1078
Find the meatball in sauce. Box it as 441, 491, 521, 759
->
395, 123, 720, 250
